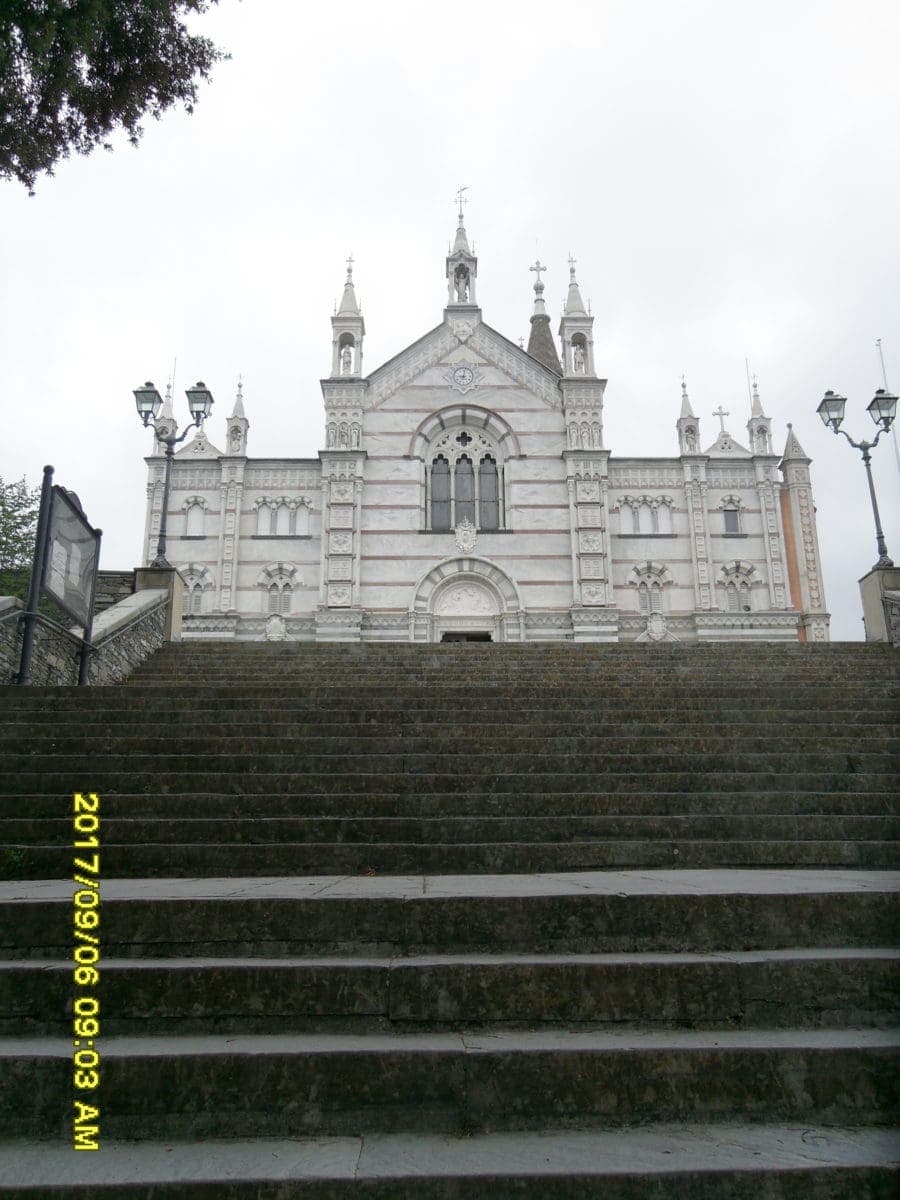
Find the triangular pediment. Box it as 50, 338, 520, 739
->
175, 428, 223, 459
367, 314, 563, 410
703, 429, 750, 457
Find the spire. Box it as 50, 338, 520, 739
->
563, 253, 587, 316
336, 254, 360, 316
160, 381, 174, 421
680, 375, 695, 418
452, 218, 471, 255
750, 373, 765, 417
231, 377, 245, 418
526, 259, 562, 374
781, 422, 810, 461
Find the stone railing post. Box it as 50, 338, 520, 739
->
134, 566, 185, 642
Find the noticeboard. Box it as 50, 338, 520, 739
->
41, 486, 101, 627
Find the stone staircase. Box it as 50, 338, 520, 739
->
0, 641, 898, 1196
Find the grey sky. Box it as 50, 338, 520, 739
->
2, 0, 898, 638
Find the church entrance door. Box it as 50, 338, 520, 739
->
432, 578, 501, 643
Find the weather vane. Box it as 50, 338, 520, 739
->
454, 185, 469, 223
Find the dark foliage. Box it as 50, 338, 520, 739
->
0, 1, 225, 191
0, 475, 40, 599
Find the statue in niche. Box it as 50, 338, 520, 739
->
351, 424, 360, 448
327, 424, 336, 447
684, 427, 697, 453
756, 429, 768, 452
340, 346, 352, 374
454, 265, 469, 302
573, 344, 586, 373
230, 427, 242, 451
339, 424, 349, 448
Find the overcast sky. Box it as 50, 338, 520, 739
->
2, 0, 898, 639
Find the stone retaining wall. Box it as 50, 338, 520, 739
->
93, 570, 136, 613
0, 589, 168, 685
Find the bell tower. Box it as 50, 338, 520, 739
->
446, 187, 478, 308
747, 375, 773, 455
330, 255, 365, 378
558, 255, 595, 377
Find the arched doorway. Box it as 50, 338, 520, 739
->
409, 557, 524, 643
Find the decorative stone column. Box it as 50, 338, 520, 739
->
316, 449, 366, 641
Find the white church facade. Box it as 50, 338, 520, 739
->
142, 211, 830, 643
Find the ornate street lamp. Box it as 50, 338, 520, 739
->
133, 380, 214, 568
817, 387, 897, 569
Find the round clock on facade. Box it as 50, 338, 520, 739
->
453, 365, 474, 388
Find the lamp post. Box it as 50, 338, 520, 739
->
816, 387, 897, 569
134, 380, 214, 568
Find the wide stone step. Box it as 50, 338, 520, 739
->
8, 813, 896, 844
8, 838, 899, 879
7, 732, 897, 756
121, 672, 900, 691
5, 769, 893, 797
4, 749, 897, 776
5, 682, 894, 703
3, 871, 896, 959
5, 1027, 898, 1139
5, 790, 893, 819
0, 710, 889, 734
5, 949, 897, 1036
3, 1125, 898, 1199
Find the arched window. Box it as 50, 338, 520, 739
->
637, 502, 655, 534
619, 504, 634, 534
638, 581, 662, 614
454, 455, 475, 526
275, 503, 291, 536
185, 503, 204, 537
256, 504, 272, 536
268, 582, 291, 614
185, 583, 203, 615
479, 456, 499, 530
431, 456, 451, 530
725, 582, 739, 612
424, 421, 506, 532
657, 503, 672, 534
295, 502, 310, 536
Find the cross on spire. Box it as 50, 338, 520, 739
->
345, 252, 354, 278
712, 405, 730, 432
568, 252, 577, 275
530, 259, 547, 287
454, 185, 469, 223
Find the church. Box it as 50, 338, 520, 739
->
142, 206, 830, 643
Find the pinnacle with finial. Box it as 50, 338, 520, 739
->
563, 252, 587, 316
336, 253, 361, 316
751, 373, 765, 417
231, 375, 245, 418
680, 375, 695, 418
160, 381, 174, 421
